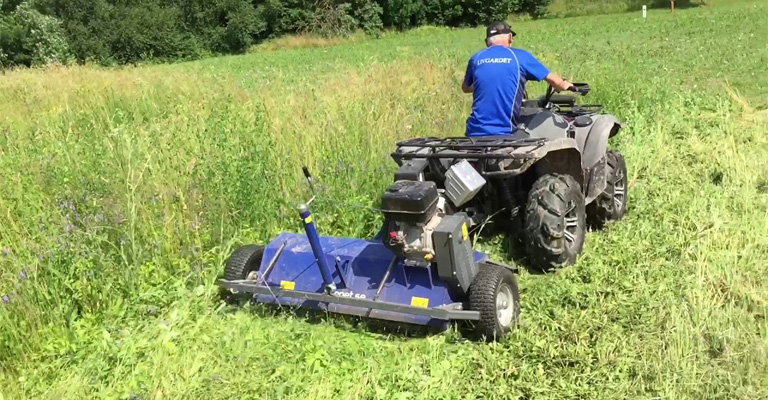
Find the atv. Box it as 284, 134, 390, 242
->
388, 81, 628, 272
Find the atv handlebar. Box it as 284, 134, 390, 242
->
567, 82, 591, 95
540, 80, 590, 108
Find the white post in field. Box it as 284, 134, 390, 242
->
642, 5, 647, 19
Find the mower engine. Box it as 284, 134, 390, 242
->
381, 180, 447, 266
381, 165, 485, 294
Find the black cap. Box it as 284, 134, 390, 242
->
486, 21, 516, 39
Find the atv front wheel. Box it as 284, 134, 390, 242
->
468, 264, 520, 341
587, 150, 628, 229
523, 174, 586, 272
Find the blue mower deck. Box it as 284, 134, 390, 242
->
218, 232, 493, 327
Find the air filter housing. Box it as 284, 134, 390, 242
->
444, 160, 486, 207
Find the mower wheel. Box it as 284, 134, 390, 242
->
225, 244, 265, 281
468, 264, 520, 341
523, 174, 586, 272
587, 150, 628, 229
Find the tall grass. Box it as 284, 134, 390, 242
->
1, 1, 767, 399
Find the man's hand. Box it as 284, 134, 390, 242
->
544, 72, 574, 92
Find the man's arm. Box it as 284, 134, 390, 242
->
462, 81, 474, 93
517, 50, 575, 92
462, 58, 474, 93
543, 72, 574, 92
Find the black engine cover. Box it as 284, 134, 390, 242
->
381, 180, 438, 224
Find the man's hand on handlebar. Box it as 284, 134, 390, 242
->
544, 72, 573, 92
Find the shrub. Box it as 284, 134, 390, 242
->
0, 2, 69, 68
1, 0, 555, 69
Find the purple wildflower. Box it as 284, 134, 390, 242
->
19, 270, 27, 280
118, 237, 126, 246
191, 219, 199, 230
2, 247, 8, 257
2, 294, 9, 304
65, 223, 75, 234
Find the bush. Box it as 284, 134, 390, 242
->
0, 0, 554, 69
0, 2, 69, 68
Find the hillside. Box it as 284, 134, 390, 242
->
1, 1, 767, 399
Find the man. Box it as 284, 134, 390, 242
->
462, 21, 575, 137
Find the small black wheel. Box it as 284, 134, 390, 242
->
587, 150, 628, 229
225, 244, 265, 281
523, 174, 586, 272
468, 264, 520, 342
220, 244, 264, 303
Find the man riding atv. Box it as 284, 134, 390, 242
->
462, 21, 576, 137
383, 20, 629, 272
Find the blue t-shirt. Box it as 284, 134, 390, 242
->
463, 45, 550, 136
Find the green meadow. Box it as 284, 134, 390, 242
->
1, 1, 767, 398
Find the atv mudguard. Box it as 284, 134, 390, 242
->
577, 114, 622, 170
518, 110, 622, 204
490, 137, 585, 192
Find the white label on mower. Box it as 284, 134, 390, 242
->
333, 291, 367, 299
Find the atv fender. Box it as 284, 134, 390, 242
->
582, 114, 622, 169
520, 138, 585, 191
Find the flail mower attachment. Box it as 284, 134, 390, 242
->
218, 167, 521, 341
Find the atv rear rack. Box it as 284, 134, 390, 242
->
391, 136, 547, 161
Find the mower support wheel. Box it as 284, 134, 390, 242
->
468, 264, 520, 342
221, 244, 264, 302
523, 174, 586, 272
587, 150, 628, 229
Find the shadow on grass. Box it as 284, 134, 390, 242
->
471, 223, 548, 276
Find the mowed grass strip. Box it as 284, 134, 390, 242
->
1, 1, 767, 399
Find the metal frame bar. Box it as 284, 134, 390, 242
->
391, 152, 538, 161
395, 137, 546, 149
219, 280, 481, 321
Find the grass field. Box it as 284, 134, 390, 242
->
1, 1, 768, 399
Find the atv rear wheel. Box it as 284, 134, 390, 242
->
523, 174, 586, 272
468, 264, 520, 342
587, 150, 628, 229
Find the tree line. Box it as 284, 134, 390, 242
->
0, 0, 552, 69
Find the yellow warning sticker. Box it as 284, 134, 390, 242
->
411, 297, 429, 308
462, 223, 469, 241
280, 280, 296, 290
304, 215, 313, 224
